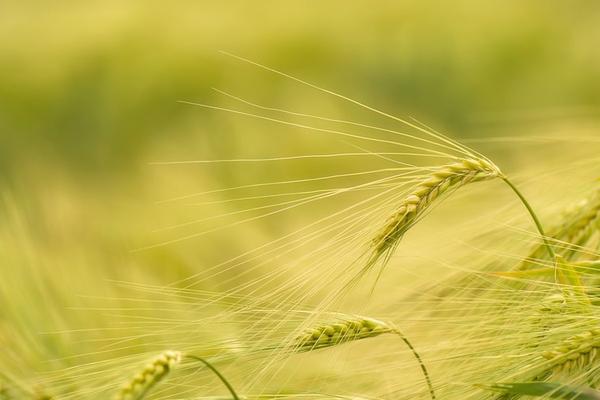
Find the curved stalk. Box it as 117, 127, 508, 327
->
187, 355, 240, 400
502, 177, 556, 260
392, 328, 436, 400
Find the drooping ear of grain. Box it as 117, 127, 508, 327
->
369, 158, 502, 270
294, 315, 436, 399
114, 351, 181, 400
294, 316, 394, 352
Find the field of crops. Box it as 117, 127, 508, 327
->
1, 2, 600, 399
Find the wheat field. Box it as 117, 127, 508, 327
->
1, 2, 600, 399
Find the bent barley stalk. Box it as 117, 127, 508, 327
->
368, 158, 503, 269
186, 355, 240, 400
294, 316, 436, 400
114, 350, 181, 400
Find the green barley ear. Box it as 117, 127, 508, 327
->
520, 187, 600, 270
294, 315, 436, 400
114, 350, 181, 400
294, 316, 394, 352
357, 158, 502, 285
536, 328, 600, 382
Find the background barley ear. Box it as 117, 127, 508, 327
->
520, 187, 600, 270
490, 327, 600, 400
294, 315, 436, 400
531, 293, 570, 343
114, 350, 181, 400
537, 328, 600, 382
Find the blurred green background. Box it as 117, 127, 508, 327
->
2, 1, 600, 176
1, 1, 600, 395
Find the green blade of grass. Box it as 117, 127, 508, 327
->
482, 382, 600, 399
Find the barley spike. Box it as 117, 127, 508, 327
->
294, 316, 436, 400
114, 350, 181, 400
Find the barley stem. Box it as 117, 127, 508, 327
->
392, 329, 436, 400
295, 317, 436, 400
187, 355, 240, 400
502, 177, 556, 260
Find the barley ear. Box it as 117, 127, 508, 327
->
294, 316, 436, 400
114, 350, 181, 400
361, 158, 502, 285
538, 328, 600, 381
519, 187, 600, 270
294, 316, 394, 352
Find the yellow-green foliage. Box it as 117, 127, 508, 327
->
2, 2, 600, 400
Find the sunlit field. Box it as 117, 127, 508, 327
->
2, 2, 600, 399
